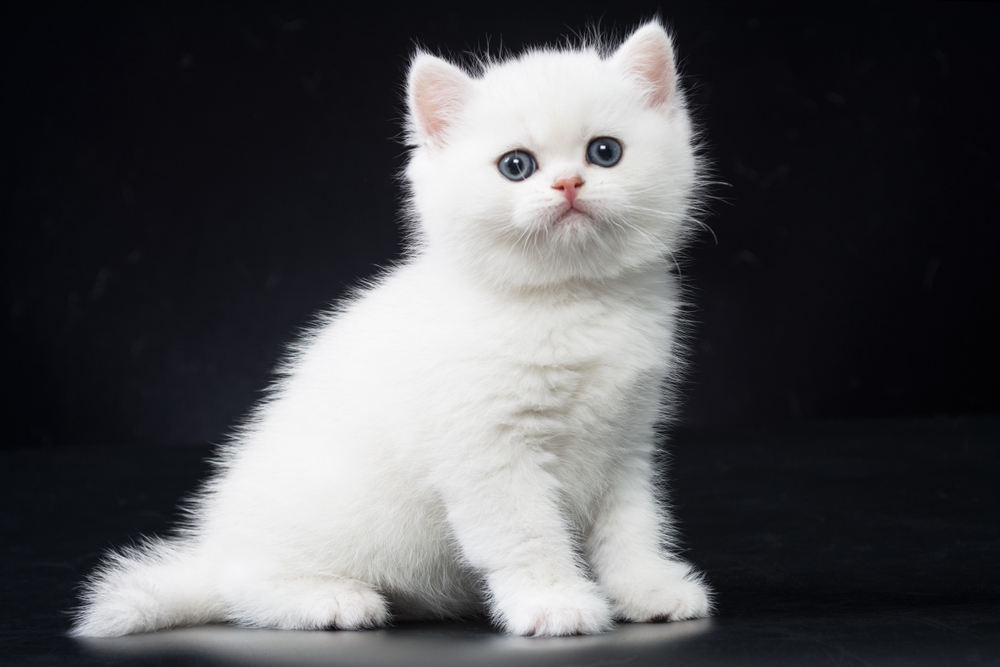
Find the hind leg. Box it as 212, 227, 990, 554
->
218, 565, 390, 630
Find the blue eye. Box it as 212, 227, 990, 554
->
498, 150, 537, 181
586, 137, 623, 168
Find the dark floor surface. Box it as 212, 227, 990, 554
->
3, 417, 998, 666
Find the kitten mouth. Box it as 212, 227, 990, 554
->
553, 203, 591, 225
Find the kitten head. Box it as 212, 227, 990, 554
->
404, 22, 699, 290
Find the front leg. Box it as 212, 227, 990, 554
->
586, 456, 712, 623
437, 446, 612, 636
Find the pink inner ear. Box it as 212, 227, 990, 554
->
615, 27, 676, 109
410, 58, 470, 146
414, 78, 451, 141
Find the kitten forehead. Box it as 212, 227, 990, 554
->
467, 49, 648, 149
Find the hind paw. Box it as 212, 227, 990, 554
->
222, 574, 390, 631
285, 579, 390, 630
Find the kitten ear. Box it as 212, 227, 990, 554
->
407, 53, 473, 147
611, 22, 677, 109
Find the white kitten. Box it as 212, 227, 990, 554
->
71, 21, 712, 638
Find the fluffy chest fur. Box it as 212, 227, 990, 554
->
290, 261, 675, 462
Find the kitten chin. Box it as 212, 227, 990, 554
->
71, 20, 712, 639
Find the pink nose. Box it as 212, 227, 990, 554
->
552, 176, 584, 205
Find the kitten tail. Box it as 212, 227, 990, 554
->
69, 539, 221, 637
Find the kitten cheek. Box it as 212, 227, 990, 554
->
509, 210, 545, 235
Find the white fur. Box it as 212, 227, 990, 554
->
71, 22, 711, 638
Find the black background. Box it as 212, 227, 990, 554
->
4, 1, 998, 449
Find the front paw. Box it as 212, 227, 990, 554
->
497, 588, 614, 636
610, 571, 712, 622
